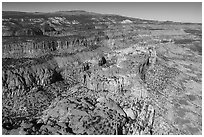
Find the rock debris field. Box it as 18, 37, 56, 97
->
2, 11, 202, 135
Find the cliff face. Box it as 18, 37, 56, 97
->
2, 35, 108, 58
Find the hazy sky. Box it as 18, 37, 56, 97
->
2, 2, 202, 23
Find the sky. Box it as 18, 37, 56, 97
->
2, 2, 202, 23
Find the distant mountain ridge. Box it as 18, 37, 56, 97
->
3, 10, 201, 24
2, 10, 201, 37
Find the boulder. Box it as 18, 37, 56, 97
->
123, 108, 136, 120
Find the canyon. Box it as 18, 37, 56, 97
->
2, 10, 202, 135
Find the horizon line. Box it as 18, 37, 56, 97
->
2, 10, 202, 24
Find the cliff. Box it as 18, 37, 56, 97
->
2, 34, 109, 58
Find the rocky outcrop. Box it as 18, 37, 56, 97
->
2, 62, 59, 99
124, 100, 155, 135
138, 46, 157, 81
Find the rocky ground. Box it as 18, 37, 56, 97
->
2, 11, 202, 135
